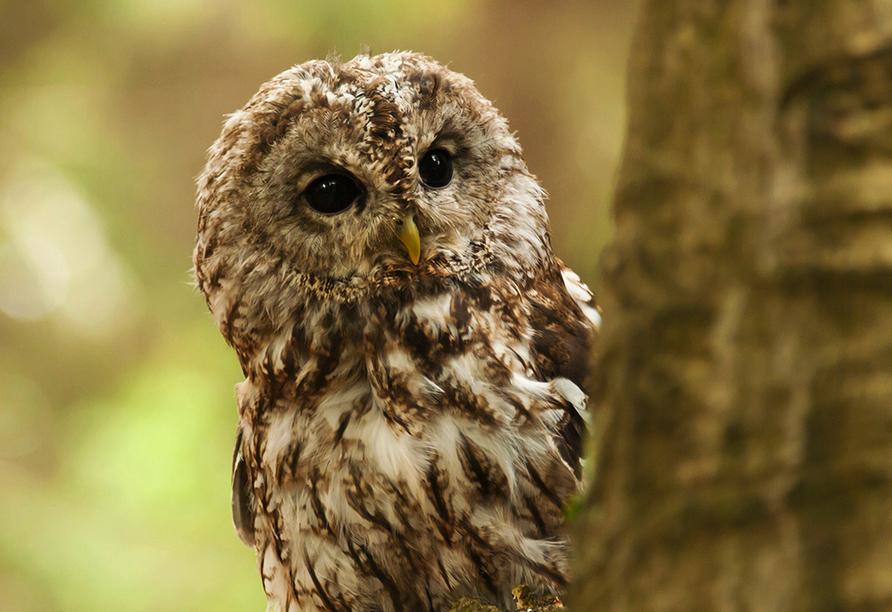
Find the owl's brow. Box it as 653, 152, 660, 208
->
431, 131, 502, 158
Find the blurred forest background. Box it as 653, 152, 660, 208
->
0, 1, 638, 610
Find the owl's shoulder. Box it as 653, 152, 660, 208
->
523, 262, 599, 387
521, 261, 599, 476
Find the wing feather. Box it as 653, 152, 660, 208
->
231, 425, 256, 547
527, 261, 599, 477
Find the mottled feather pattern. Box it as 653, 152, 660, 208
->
195, 52, 598, 612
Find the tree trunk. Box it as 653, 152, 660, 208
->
571, 1, 892, 610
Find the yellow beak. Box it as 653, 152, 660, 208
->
397, 213, 421, 265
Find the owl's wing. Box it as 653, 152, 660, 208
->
231, 425, 256, 547
528, 262, 600, 477
559, 265, 602, 332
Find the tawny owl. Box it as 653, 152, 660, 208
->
193, 52, 599, 612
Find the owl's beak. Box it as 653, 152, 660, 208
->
397, 213, 421, 265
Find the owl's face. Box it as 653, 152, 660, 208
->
195, 53, 550, 349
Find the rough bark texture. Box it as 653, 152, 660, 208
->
572, 1, 892, 610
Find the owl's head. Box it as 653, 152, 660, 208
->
194, 52, 552, 350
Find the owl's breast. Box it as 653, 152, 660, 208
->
243, 272, 589, 609
363, 281, 552, 426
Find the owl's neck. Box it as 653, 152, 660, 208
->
215, 215, 554, 384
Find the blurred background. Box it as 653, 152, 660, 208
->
0, 1, 638, 610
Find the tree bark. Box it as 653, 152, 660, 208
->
572, 1, 892, 610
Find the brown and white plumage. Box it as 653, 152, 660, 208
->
194, 52, 599, 612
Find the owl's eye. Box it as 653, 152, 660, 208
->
303, 174, 363, 214
418, 149, 453, 189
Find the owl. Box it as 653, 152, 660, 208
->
193, 52, 599, 612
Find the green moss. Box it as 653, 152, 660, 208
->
449, 598, 504, 612
448, 584, 568, 612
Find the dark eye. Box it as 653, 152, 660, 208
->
418, 148, 453, 189
303, 174, 363, 214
